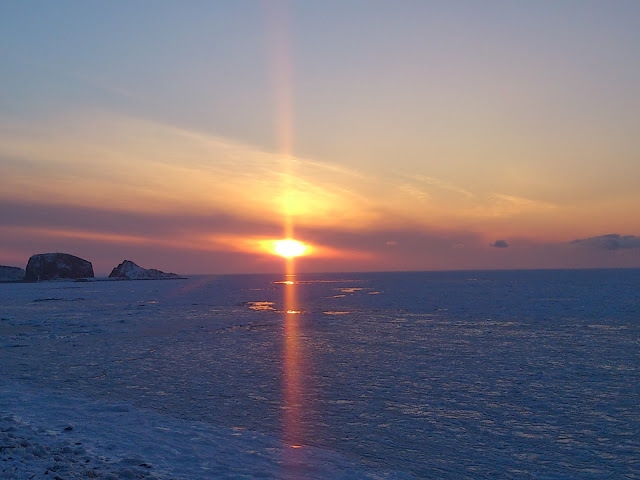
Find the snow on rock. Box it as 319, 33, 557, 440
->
108, 260, 183, 280
0, 266, 24, 282
25, 253, 94, 282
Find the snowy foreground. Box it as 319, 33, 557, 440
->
1, 383, 388, 480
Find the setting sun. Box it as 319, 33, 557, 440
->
273, 239, 308, 258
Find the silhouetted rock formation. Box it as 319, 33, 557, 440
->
0, 266, 25, 282
25, 253, 94, 282
108, 260, 182, 280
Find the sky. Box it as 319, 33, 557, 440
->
1, 1, 639, 275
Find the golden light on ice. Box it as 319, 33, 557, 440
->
273, 239, 308, 258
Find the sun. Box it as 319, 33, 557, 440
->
273, 239, 308, 258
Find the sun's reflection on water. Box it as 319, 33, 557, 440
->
283, 259, 302, 443
281, 258, 306, 473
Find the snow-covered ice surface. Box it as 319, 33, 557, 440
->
1, 269, 639, 479
0, 384, 381, 480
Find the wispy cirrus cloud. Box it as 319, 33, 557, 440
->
484, 193, 557, 217
0, 111, 380, 229
1, 111, 562, 237
394, 172, 474, 199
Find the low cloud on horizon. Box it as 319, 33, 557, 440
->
570, 234, 640, 251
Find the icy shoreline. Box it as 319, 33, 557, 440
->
1, 413, 153, 480
0, 383, 399, 480
0, 387, 169, 479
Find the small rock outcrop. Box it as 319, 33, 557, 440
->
0, 266, 25, 282
25, 253, 94, 282
108, 260, 182, 280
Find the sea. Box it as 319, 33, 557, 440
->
1, 269, 639, 479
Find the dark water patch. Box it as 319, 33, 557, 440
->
32, 298, 85, 303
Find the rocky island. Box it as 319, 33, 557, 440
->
24, 253, 94, 282
1, 254, 184, 283
108, 260, 184, 280
0, 266, 25, 282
